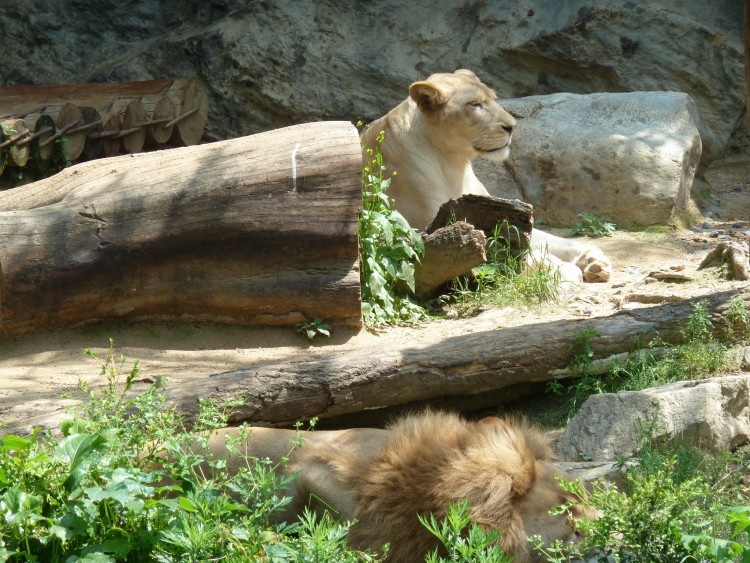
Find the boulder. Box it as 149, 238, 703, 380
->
0, 2, 743, 160
557, 375, 750, 461
477, 92, 704, 228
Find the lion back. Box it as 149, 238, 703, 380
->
341, 411, 555, 562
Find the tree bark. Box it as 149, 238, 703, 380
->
412, 221, 487, 298
426, 194, 533, 259
0, 121, 364, 336
4, 287, 748, 436
1, 119, 30, 167
24, 103, 85, 161
162, 287, 749, 428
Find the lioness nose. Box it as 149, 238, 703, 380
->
503, 124, 516, 135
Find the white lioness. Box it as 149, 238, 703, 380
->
184, 411, 595, 562
360, 69, 612, 283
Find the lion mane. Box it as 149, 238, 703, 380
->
183, 411, 591, 562
296, 411, 586, 562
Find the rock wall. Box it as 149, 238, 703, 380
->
0, 1, 744, 162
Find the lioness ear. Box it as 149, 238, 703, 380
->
409, 81, 450, 113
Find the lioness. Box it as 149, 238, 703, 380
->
189, 411, 594, 562
360, 69, 612, 284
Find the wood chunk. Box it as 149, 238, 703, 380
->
411, 221, 487, 298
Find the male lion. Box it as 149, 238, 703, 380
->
360, 69, 612, 284
191, 411, 594, 562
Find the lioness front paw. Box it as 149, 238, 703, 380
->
575, 248, 612, 283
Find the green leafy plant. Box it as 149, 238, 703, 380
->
420, 501, 513, 563
557, 300, 735, 422
359, 130, 427, 327
572, 212, 616, 238
446, 222, 561, 315
541, 422, 750, 563
0, 342, 384, 562
296, 317, 331, 341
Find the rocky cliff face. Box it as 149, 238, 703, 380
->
1, 1, 744, 160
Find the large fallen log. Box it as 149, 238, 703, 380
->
4, 287, 748, 436
0, 121, 364, 336
163, 287, 749, 428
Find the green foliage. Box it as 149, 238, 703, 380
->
724, 297, 750, 343
446, 222, 561, 315
0, 341, 383, 562
572, 212, 616, 238
556, 300, 736, 422
540, 423, 750, 563
420, 501, 513, 563
295, 317, 331, 341
359, 130, 427, 327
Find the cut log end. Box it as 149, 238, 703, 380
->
168, 77, 208, 146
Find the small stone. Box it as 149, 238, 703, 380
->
733, 186, 743, 192
732, 223, 743, 230
709, 231, 720, 238
745, 231, 750, 237
702, 221, 711, 229
715, 209, 725, 218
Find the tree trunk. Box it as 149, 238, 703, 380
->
0, 121, 364, 336
163, 287, 749, 428
4, 287, 748, 436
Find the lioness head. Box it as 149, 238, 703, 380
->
408, 69, 517, 162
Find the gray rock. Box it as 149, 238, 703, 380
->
0, 1, 743, 162
480, 92, 702, 227
558, 375, 750, 461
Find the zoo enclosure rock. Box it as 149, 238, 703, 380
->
0, 1, 742, 161
557, 375, 750, 461
477, 92, 704, 228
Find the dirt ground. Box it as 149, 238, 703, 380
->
1, 156, 749, 435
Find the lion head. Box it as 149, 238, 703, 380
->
408, 69, 517, 163
361, 69, 517, 231
336, 412, 592, 563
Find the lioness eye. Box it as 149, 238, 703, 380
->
469, 101, 483, 109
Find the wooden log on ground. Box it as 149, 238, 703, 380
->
109, 98, 146, 154
0, 121, 363, 336
23, 113, 56, 170
24, 103, 85, 161
411, 221, 487, 298
0, 77, 207, 148
97, 113, 121, 157
4, 286, 749, 436
77, 107, 103, 160
426, 194, 533, 259
163, 287, 750, 428
0, 127, 6, 176
142, 94, 175, 145
1, 118, 31, 167
166, 78, 208, 146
